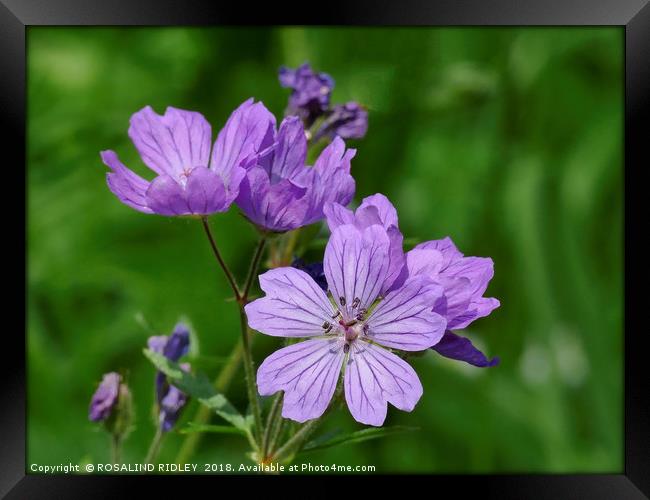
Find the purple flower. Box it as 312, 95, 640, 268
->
246, 224, 447, 426
405, 237, 500, 367
314, 102, 369, 142
148, 323, 191, 431
236, 115, 356, 232
324, 194, 405, 295
290, 257, 327, 291
100, 98, 274, 216
89, 372, 121, 422
279, 63, 334, 125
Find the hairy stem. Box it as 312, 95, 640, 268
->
261, 393, 283, 460
239, 306, 263, 446
270, 419, 321, 464
110, 434, 122, 464
144, 428, 164, 465
200, 217, 241, 300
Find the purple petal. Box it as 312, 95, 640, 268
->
245, 267, 336, 338
405, 248, 445, 277
101, 150, 153, 213
323, 201, 356, 231
444, 256, 495, 298
257, 338, 345, 423
366, 276, 447, 351
264, 116, 307, 182
451, 296, 501, 330
211, 98, 276, 185
344, 341, 423, 427
147, 335, 167, 354
128, 106, 211, 179
323, 224, 390, 317
144, 175, 190, 216
358, 193, 398, 228
163, 323, 190, 362
184, 166, 229, 215
89, 372, 121, 422
415, 237, 463, 268
291, 258, 328, 292
432, 330, 499, 367
236, 166, 309, 231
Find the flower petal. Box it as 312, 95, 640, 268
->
344, 341, 423, 426
245, 267, 336, 338
257, 338, 345, 423
323, 224, 390, 317
415, 237, 463, 268
101, 150, 153, 213
184, 166, 229, 215
129, 106, 211, 179
432, 330, 499, 367
366, 276, 447, 351
236, 166, 308, 231
358, 193, 398, 229
265, 116, 307, 182
323, 201, 356, 231
211, 98, 276, 184
444, 256, 495, 298
145, 175, 190, 216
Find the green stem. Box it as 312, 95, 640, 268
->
270, 419, 321, 464
110, 434, 122, 464
242, 236, 267, 300
239, 306, 263, 445
200, 217, 241, 300
261, 393, 283, 460
174, 341, 243, 463
144, 428, 164, 465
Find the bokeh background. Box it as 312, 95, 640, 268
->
27, 27, 623, 473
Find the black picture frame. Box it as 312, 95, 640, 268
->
3, 0, 648, 496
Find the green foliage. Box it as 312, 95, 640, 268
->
301, 426, 418, 454
28, 26, 623, 472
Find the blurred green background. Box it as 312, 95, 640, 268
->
27, 27, 623, 473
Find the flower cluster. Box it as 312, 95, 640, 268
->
94, 62, 500, 465
279, 63, 368, 141
147, 323, 191, 432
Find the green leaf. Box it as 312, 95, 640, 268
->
179, 423, 247, 436
143, 349, 249, 432
300, 426, 418, 454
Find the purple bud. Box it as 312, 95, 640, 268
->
315, 102, 368, 142
148, 323, 191, 432
89, 372, 121, 422
291, 258, 328, 292
279, 63, 334, 125
159, 363, 190, 432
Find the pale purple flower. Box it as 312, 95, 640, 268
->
246, 224, 447, 426
324, 194, 405, 295
314, 102, 368, 142
236, 115, 356, 232
148, 323, 191, 431
100, 98, 274, 216
279, 63, 334, 125
89, 372, 121, 422
405, 237, 500, 367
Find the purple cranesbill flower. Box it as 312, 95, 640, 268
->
314, 102, 369, 142
246, 224, 447, 426
89, 372, 121, 422
279, 63, 334, 125
290, 257, 327, 291
100, 98, 274, 216
236, 115, 356, 232
405, 237, 500, 367
324, 194, 405, 295
147, 323, 191, 431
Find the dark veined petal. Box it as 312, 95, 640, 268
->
366, 276, 447, 351
128, 106, 211, 179
344, 341, 423, 427
257, 338, 345, 423
323, 224, 390, 317
245, 267, 336, 338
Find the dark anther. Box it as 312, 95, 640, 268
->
331, 310, 341, 319
339, 296, 346, 306
325, 324, 333, 333
356, 308, 367, 320
351, 297, 360, 309
344, 343, 350, 353
322, 321, 330, 330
